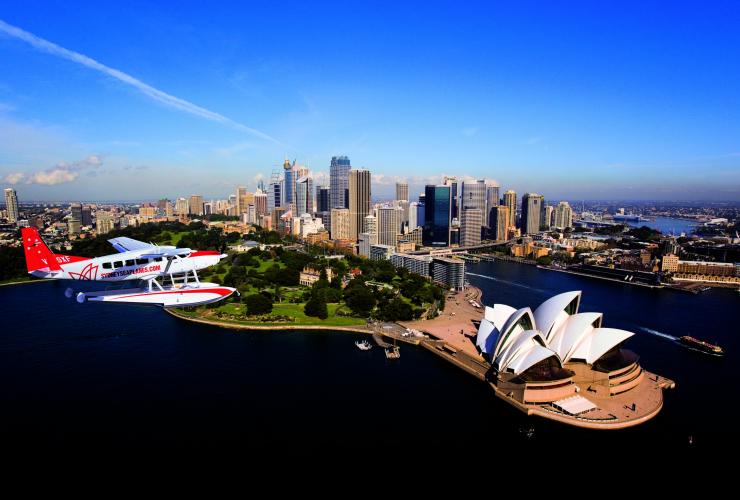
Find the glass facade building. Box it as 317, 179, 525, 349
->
422, 185, 451, 247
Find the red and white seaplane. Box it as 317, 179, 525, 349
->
21, 227, 237, 308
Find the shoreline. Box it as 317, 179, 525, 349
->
0, 278, 54, 288
536, 265, 663, 289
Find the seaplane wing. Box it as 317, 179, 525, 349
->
108, 236, 155, 253
140, 247, 193, 259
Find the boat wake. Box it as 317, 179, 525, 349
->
466, 273, 547, 294
639, 326, 678, 341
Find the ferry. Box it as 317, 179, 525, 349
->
676, 336, 724, 357
355, 340, 373, 351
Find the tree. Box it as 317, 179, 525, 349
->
304, 292, 328, 319
324, 287, 343, 303
344, 285, 376, 317
244, 293, 273, 315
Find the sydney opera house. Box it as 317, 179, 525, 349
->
475, 291, 674, 428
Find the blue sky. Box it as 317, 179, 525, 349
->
1, 1, 739, 201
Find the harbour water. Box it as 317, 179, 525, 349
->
626, 216, 699, 235
1, 263, 737, 454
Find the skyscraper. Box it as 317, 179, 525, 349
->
485, 184, 500, 227
408, 202, 419, 230
348, 169, 371, 241
490, 205, 509, 241
443, 176, 459, 220
544, 204, 554, 230
317, 185, 330, 213
254, 190, 268, 216
330, 155, 351, 209
81, 206, 92, 226
460, 207, 482, 247
521, 193, 544, 235
422, 185, 451, 247
189, 195, 205, 216
554, 201, 573, 229
377, 206, 402, 247
295, 175, 313, 216
395, 182, 408, 202
4, 188, 18, 223
330, 208, 350, 240
268, 176, 282, 213
283, 158, 295, 206
175, 197, 189, 215
236, 186, 248, 214
70, 203, 82, 226
503, 190, 517, 229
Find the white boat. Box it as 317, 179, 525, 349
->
355, 340, 373, 351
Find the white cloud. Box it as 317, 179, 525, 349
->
0, 18, 282, 146
4, 155, 104, 186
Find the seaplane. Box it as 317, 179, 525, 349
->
21, 227, 237, 308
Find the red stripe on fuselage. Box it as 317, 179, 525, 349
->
190, 251, 221, 257
109, 288, 233, 300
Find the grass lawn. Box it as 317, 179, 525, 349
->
187, 300, 365, 327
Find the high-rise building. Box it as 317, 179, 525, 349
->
377, 206, 402, 247
96, 211, 115, 235
503, 190, 517, 229
395, 182, 408, 202
416, 200, 425, 228
460, 207, 483, 247
317, 185, 330, 213
295, 175, 313, 216
348, 169, 371, 241
554, 201, 573, 229
461, 180, 486, 213
81, 206, 92, 226
268, 176, 282, 213
443, 176, 460, 220
540, 198, 549, 231
254, 190, 268, 216
544, 205, 554, 230
485, 184, 500, 227
330, 155, 351, 209
236, 186, 248, 214
68, 218, 81, 235
175, 197, 189, 215
330, 208, 351, 240
189, 195, 204, 216
490, 205, 509, 241
408, 202, 419, 230
3, 188, 18, 223
521, 193, 544, 235
70, 203, 82, 225
283, 158, 295, 206
364, 214, 377, 236
358, 232, 377, 258
422, 185, 451, 247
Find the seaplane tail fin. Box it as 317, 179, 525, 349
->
21, 227, 62, 274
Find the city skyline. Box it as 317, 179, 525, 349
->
1, 3, 740, 201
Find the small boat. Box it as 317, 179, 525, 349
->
355, 340, 373, 351
385, 345, 400, 359
676, 336, 724, 357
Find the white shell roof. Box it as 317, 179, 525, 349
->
549, 312, 603, 362
506, 345, 561, 376
475, 318, 498, 354
495, 330, 555, 374
533, 291, 581, 341
494, 307, 536, 357
569, 327, 634, 364
484, 304, 517, 331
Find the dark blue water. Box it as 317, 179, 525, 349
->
1, 267, 737, 455
627, 216, 698, 235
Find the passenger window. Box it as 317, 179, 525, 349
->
102, 262, 112, 269
125, 259, 135, 266
136, 258, 149, 265
113, 261, 123, 268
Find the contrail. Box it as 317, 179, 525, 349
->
0, 19, 281, 145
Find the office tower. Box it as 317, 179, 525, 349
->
81, 206, 92, 226
490, 205, 509, 241
254, 190, 268, 216
422, 185, 451, 247
257, 178, 266, 192
71, 203, 82, 225
236, 186, 248, 214
461, 180, 486, 213
330, 155, 351, 209
295, 175, 313, 216
395, 182, 408, 202
189, 195, 204, 216
377, 206, 402, 247
268, 173, 282, 212
408, 202, 419, 230
317, 185, 330, 213
283, 158, 295, 205
358, 232, 377, 258
544, 204, 554, 230
364, 214, 377, 236
96, 211, 115, 235
3, 188, 19, 223
539, 198, 549, 231
443, 176, 460, 220
521, 193, 544, 235
204, 202, 213, 216
330, 208, 351, 240
68, 218, 81, 235
485, 184, 500, 227
165, 201, 174, 217
175, 197, 189, 215
460, 207, 482, 246
416, 200, 426, 228
503, 190, 517, 229
348, 169, 371, 241
554, 201, 573, 229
